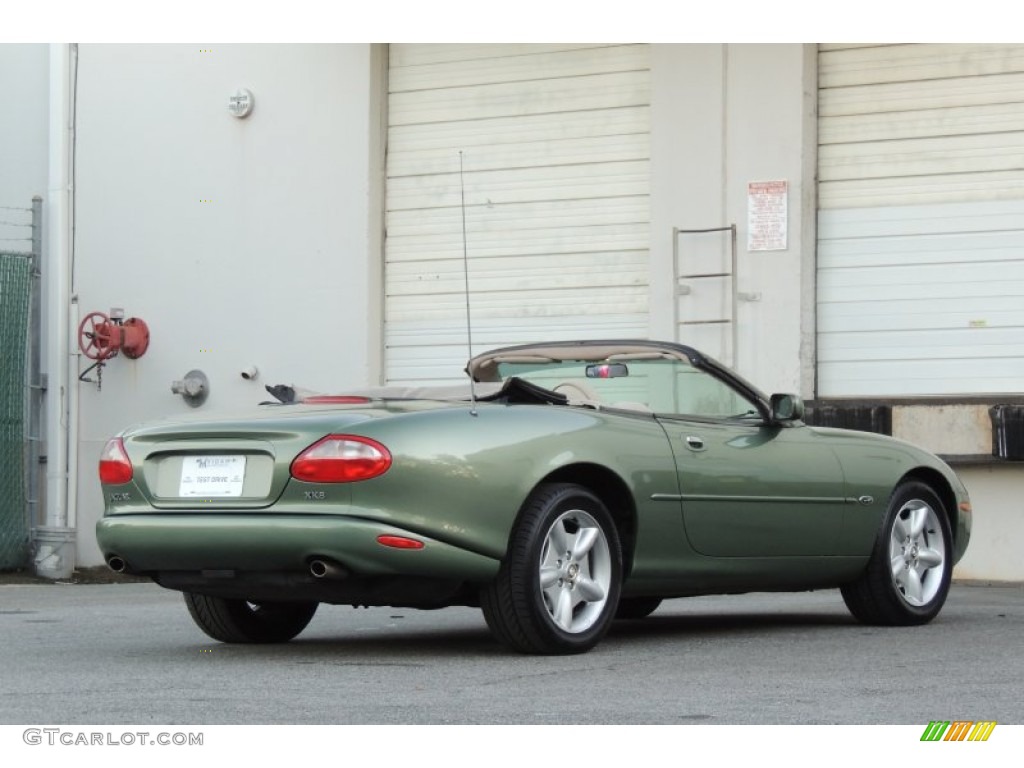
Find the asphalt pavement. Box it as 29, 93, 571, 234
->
1, 577, 1021, 725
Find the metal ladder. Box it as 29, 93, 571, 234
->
672, 224, 739, 365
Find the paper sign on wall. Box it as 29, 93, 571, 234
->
747, 180, 788, 251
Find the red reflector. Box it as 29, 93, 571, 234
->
302, 395, 372, 405
376, 535, 424, 550
98, 437, 133, 485
290, 435, 392, 483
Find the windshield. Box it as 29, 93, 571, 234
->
497, 357, 761, 420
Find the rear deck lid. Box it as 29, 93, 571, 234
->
117, 405, 387, 509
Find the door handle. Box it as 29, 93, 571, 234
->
685, 435, 705, 451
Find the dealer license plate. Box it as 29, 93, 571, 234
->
178, 455, 247, 497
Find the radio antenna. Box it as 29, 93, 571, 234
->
459, 151, 479, 417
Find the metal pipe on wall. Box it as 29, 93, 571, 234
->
65, 44, 80, 535
27, 196, 43, 534
36, 42, 76, 579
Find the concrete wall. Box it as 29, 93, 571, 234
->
71, 44, 385, 565
953, 465, 1024, 581
649, 44, 818, 396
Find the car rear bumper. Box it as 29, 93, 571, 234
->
95, 513, 500, 582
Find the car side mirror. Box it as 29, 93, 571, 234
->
770, 393, 805, 424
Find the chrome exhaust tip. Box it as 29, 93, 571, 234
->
107, 556, 127, 573
309, 558, 347, 579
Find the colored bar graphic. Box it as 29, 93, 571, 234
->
945, 721, 973, 741
968, 722, 997, 742
920, 720, 996, 742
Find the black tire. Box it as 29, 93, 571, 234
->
480, 483, 622, 654
184, 593, 318, 643
615, 597, 662, 620
841, 480, 953, 626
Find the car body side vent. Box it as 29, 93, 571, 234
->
804, 404, 892, 436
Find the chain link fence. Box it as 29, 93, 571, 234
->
0, 202, 35, 569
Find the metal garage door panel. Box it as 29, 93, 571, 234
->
389, 44, 649, 92
390, 72, 650, 126
386, 221, 648, 263
821, 132, 1024, 185
820, 172, 1024, 209
818, 201, 1024, 397
390, 108, 649, 155
388, 133, 650, 181
819, 43, 1024, 88
389, 43, 614, 68
387, 251, 648, 296
385, 44, 651, 384
818, 44, 1024, 396
820, 103, 1024, 145
386, 160, 650, 212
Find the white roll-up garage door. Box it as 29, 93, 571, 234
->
818, 44, 1024, 397
385, 44, 650, 384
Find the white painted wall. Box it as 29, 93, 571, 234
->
0, 44, 48, 229
71, 44, 385, 565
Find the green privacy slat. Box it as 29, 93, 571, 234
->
0, 252, 31, 569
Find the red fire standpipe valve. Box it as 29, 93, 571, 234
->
78, 312, 150, 361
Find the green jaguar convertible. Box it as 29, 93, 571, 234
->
96, 340, 971, 654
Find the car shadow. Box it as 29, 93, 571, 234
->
609, 609, 856, 640
185, 607, 861, 660
211, 626, 500, 660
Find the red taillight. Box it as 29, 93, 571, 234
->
99, 438, 133, 485
377, 534, 424, 550
290, 435, 392, 483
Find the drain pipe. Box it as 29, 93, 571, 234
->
65, 45, 81, 543
35, 42, 76, 580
